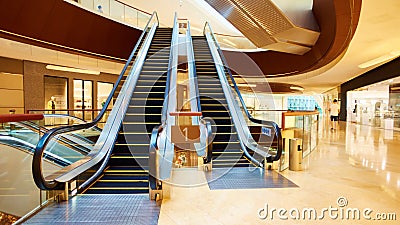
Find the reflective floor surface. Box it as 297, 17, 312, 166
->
158, 121, 400, 224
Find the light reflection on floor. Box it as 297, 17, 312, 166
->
158, 121, 400, 225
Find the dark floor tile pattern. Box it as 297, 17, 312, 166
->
23, 194, 160, 225
205, 167, 298, 190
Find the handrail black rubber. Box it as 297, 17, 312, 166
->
0, 137, 71, 167
149, 125, 163, 190
203, 22, 283, 163
160, 14, 176, 124
43, 114, 102, 132
186, 21, 213, 164
17, 121, 92, 155
32, 12, 160, 190
148, 12, 178, 191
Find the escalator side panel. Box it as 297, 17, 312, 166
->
84, 28, 173, 194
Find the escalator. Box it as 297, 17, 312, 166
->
16, 118, 96, 155
192, 36, 253, 168
0, 117, 98, 166
192, 29, 282, 168
31, 12, 178, 197
84, 27, 173, 194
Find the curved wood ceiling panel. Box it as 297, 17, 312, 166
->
223, 0, 361, 77
0, 0, 142, 61
0, 0, 360, 77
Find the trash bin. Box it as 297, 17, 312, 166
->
289, 138, 303, 171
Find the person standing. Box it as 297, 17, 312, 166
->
97, 5, 103, 13
47, 96, 56, 114
329, 99, 340, 130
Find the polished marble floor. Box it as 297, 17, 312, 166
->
158, 121, 400, 224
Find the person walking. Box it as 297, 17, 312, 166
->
329, 99, 340, 130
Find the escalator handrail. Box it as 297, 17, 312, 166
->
15, 121, 91, 155
19, 118, 97, 147
43, 114, 102, 132
149, 125, 163, 190
203, 22, 282, 162
187, 21, 201, 115
149, 13, 178, 190
32, 12, 159, 190
161, 13, 178, 124
45, 24, 157, 189
186, 21, 212, 161
0, 136, 71, 167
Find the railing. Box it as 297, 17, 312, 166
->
186, 21, 213, 163
32, 11, 159, 191
0, 114, 44, 123
203, 22, 283, 165
66, 0, 152, 29
149, 13, 178, 193
281, 110, 319, 158
27, 109, 110, 128
0, 115, 67, 221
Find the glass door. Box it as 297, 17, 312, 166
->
74, 79, 93, 121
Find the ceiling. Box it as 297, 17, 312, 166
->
281, 0, 400, 93
124, 0, 400, 93
1, 0, 400, 95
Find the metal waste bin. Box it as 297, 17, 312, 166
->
289, 138, 303, 171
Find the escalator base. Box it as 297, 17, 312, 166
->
23, 194, 160, 224
205, 167, 298, 190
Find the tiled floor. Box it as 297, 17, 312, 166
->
23, 194, 160, 225
205, 167, 298, 190
158, 122, 400, 224
21, 121, 400, 224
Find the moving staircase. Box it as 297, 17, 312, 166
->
192, 36, 253, 168
84, 27, 172, 194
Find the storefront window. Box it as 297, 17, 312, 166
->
346, 77, 400, 130
97, 82, 113, 109
44, 76, 68, 125
97, 82, 113, 125
74, 79, 93, 121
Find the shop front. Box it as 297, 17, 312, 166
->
347, 77, 400, 131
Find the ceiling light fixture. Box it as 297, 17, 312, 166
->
358, 51, 400, 69
289, 86, 304, 91
235, 83, 257, 87
223, 38, 237, 47
46, 65, 100, 75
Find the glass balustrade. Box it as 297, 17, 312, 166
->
66, 0, 152, 29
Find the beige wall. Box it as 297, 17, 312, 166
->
0, 144, 61, 217
0, 56, 119, 116
0, 57, 24, 114
23, 60, 118, 113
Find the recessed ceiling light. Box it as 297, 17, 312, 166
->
289, 86, 304, 91
223, 38, 237, 47
235, 83, 257, 87
46, 65, 100, 75
358, 51, 400, 68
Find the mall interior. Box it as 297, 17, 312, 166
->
0, 0, 400, 224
